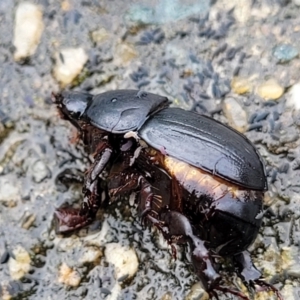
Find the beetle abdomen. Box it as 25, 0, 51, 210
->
139, 107, 267, 191
159, 155, 263, 254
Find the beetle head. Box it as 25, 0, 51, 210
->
52, 91, 92, 121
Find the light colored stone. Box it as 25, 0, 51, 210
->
231, 77, 252, 94
91, 28, 109, 44
31, 160, 51, 183
114, 43, 137, 66
185, 282, 209, 300
233, 0, 252, 23
0, 175, 20, 203
13, 2, 44, 61
287, 263, 300, 278
0, 283, 12, 300
223, 97, 248, 133
258, 244, 281, 276
106, 283, 121, 300
257, 79, 284, 100
53, 48, 88, 86
8, 245, 31, 280
293, 0, 300, 6
286, 83, 300, 110
58, 263, 81, 287
79, 246, 102, 264
105, 243, 139, 280
61, 0, 71, 11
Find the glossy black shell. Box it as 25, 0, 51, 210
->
84, 90, 169, 133
139, 108, 267, 191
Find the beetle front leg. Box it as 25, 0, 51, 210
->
54, 146, 112, 233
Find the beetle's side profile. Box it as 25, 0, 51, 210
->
52, 90, 282, 299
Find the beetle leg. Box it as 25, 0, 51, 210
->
234, 251, 261, 283
84, 147, 112, 193
159, 211, 221, 291
214, 286, 250, 300
234, 251, 283, 300
254, 280, 283, 300
54, 146, 112, 234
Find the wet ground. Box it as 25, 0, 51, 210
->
0, 0, 300, 299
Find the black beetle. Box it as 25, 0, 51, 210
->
52, 89, 282, 300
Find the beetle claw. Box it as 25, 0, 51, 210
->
254, 279, 283, 300
54, 207, 93, 234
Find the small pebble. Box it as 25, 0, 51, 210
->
286, 83, 300, 110
185, 282, 209, 300
126, 0, 209, 25
13, 2, 44, 61
287, 263, 300, 278
161, 292, 173, 300
90, 28, 109, 44
257, 79, 284, 100
58, 263, 81, 287
53, 48, 88, 86
79, 246, 102, 264
31, 160, 51, 183
8, 245, 31, 280
114, 43, 137, 66
105, 243, 138, 280
223, 97, 248, 132
21, 213, 36, 230
231, 77, 252, 94
0, 175, 20, 204
233, 0, 252, 23
294, 0, 300, 6
273, 44, 298, 63
106, 283, 121, 300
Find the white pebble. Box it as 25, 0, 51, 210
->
223, 97, 248, 133
53, 48, 88, 86
293, 0, 300, 6
105, 243, 139, 280
8, 245, 31, 280
0, 175, 20, 203
13, 2, 44, 61
31, 160, 50, 183
79, 246, 102, 264
286, 83, 300, 110
233, 0, 252, 23
106, 283, 121, 300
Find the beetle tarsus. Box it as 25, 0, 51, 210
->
234, 251, 261, 282
254, 279, 283, 300
54, 206, 93, 233
215, 286, 250, 300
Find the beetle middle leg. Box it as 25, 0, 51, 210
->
107, 171, 162, 221
54, 143, 112, 233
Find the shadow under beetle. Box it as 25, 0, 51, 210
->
52, 89, 283, 300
